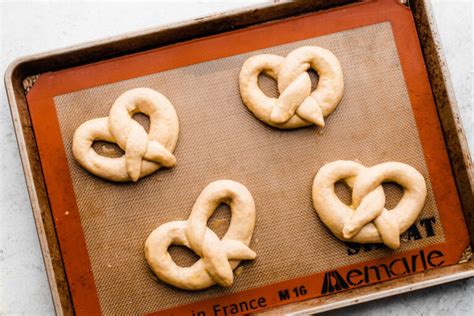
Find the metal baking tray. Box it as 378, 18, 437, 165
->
5, 0, 473, 314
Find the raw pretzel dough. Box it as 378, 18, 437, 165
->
72, 88, 179, 182
312, 161, 427, 249
239, 46, 344, 129
144, 180, 256, 290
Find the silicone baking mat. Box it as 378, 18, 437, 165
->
26, 1, 469, 314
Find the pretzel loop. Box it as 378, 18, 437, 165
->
144, 180, 256, 290
312, 161, 427, 249
72, 88, 179, 182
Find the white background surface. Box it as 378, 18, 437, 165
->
0, 0, 472, 315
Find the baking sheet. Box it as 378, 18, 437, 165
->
53, 22, 445, 314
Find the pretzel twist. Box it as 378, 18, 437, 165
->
145, 180, 256, 290
72, 88, 179, 182
312, 161, 427, 249
239, 46, 344, 129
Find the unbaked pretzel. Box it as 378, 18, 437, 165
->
239, 46, 344, 129
144, 180, 256, 290
312, 161, 427, 249
72, 88, 179, 182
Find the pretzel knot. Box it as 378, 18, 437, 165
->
72, 88, 179, 182
239, 46, 344, 129
312, 161, 427, 249
144, 180, 256, 290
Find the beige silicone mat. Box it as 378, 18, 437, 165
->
54, 22, 444, 314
